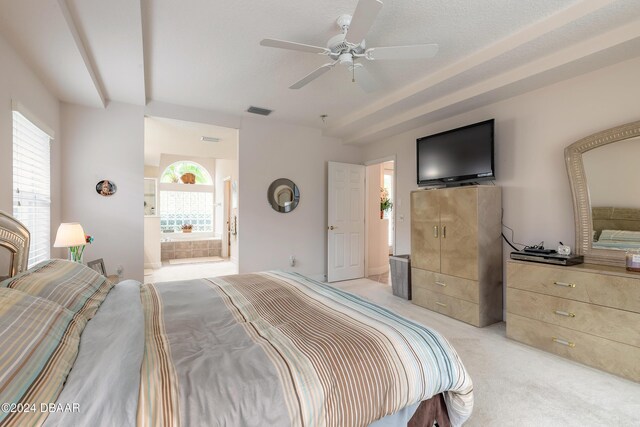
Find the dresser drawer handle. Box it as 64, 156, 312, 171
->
434, 281, 447, 287
435, 302, 447, 308
554, 310, 575, 318
554, 281, 576, 288
552, 337, 575, 348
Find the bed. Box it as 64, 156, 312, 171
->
0, 211, 473, 427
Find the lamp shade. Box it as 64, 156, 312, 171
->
54, 223, 86, 247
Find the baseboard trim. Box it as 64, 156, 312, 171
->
309, 273, 327, 282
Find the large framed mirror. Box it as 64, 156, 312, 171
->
565, 119, 640, 267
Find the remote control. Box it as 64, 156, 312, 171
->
523, 248, 557, 254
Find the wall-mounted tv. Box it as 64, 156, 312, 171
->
417, 119, 495, 186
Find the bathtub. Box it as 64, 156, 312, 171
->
160, 232, 223, 261
160, 232, 221, 242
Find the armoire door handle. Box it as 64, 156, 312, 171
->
442, 225, 446, 238
433, 225, 438, 238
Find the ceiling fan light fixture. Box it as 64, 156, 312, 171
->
338, 52, 354, 65
259, 0, 438, 91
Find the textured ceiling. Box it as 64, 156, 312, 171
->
1, 0, 639, 144
144, 116, 239, 166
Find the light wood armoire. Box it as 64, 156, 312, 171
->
410, 185, 502, 327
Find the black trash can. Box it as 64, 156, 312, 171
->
389, 255, 411, 300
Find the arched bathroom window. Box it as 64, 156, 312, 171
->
160, 161, 212, 185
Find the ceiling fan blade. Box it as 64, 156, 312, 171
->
347, 65, 379, 93
290, 62, 337, 89
365, 43, 439, 60
260, 38, 330, 55
344, 0, 383, 46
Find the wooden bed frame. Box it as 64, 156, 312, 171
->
0, 210, 30, 279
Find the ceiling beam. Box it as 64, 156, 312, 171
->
325, 0, 618, 139
343, 19, 640, 144
57, 0, 107, 108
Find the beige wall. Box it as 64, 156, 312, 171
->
144, 216, 161, 269
215, 158, 239, 263
144, 165, 159, 178
0, 33, 62, 274
238, 116, 362, 279
362, 56, 640, 307
61, 102, 144, 281
366, 164, 389, 275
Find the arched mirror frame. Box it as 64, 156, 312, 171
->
565, 119, 640, 267
267, 178, 300, 213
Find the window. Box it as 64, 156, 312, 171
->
160, 161, 212, 184
160, 191, 213, 232
13, 111, 51, 267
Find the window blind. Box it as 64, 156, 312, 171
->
13, 111, 51, 267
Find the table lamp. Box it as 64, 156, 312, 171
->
54, 223, 86, 262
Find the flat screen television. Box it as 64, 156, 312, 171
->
417, 119, 495, 186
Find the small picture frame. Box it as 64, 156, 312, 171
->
87, 258, 106, 276
96, 180, 117, 196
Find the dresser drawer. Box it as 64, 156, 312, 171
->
507, 261, 640, 313
413, 287, 480, 326
507, 288, 640, 347
507, 314, 640, 382
412, 268, 479, 303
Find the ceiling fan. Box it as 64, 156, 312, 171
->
260, 0, 438, 92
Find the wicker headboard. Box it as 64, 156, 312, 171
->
0, 210, 30, 278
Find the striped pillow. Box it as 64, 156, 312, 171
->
0, 287, 86, 426
2, 259, 114, 322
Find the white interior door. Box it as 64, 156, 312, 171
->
327, 162, 365, 282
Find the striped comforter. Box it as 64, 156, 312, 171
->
0, 288, 86, 427
137, 272, 473, 427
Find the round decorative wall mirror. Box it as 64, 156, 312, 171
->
268, 179, 300, 213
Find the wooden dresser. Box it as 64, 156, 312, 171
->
506, 260, 640, 381
411, 186, 502, 327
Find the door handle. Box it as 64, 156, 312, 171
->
433, 225, 438, 238
554, 281, 576, 288
554, 310, 576, 318
328, 225, 336, 230
442, 225, 446, 238
552, 337, 575, 348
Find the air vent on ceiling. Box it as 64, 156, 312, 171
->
201, 136, 221, 143
247, 106, 273, 116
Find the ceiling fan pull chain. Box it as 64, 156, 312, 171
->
352, 63, 355, 83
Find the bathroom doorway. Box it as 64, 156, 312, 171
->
364, 157, 395, 285
143, 116, 239, 282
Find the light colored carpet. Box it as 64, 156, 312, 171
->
168, 256, 223, 265
332, 278, 640, 427
145, 261, 238, 283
